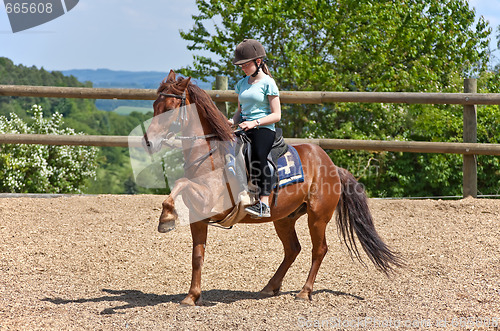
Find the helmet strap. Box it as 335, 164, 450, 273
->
251, 59, 263, 77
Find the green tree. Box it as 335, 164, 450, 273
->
0, 105, 98, 193
180, 0, 490, 129
180, 0, 496, 197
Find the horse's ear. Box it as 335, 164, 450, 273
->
165, 70, 176, 83
178, 77, 191, 91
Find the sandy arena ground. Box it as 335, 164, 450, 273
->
0, 195, 499, 330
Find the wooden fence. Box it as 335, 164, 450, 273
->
1, 80, 500, 197
2, 83, 500, 104
1, 133, 500, 155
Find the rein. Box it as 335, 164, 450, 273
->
175, 133, 217, 141
182, 144, 218, 171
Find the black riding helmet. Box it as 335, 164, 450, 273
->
233, 39, 266, 77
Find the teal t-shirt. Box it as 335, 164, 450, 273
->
235, 75, 280, 131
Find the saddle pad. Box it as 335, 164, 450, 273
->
276, 145, 305, 188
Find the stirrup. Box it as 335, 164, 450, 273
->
225, 154, 236, 176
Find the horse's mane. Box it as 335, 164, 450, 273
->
157, 77, 234, 142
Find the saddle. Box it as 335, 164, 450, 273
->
269, 128, 289, 167
214, 129, 302, 227
232, 128, 288, 203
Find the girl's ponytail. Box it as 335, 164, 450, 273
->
261, 61, 273, 78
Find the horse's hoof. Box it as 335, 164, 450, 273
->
158, 221, 176, 233
295, 292, 312, 301
180, 299, 195, 307
259, 288, 280, 298
258, 290, 274, 299
180, 296, 200, 307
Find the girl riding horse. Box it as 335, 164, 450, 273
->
230, 39, 281, 218
147, 69, 403, 306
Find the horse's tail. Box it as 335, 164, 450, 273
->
335, 167, 404, 274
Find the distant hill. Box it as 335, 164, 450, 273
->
62, 69, 213, 110
62, 69, 213, 89
62, 69, 168, 89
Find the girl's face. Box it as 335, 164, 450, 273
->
239, 59, 260, 76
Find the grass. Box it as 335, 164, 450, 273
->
113, 106, 152, 116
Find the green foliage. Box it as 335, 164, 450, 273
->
0, 57, 94, 120
0, 105, 98, 193
180, 0, 498, 197
180, 0, 491, 139
113, 106, 152, 116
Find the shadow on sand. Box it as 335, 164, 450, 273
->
42, 288, 364, 314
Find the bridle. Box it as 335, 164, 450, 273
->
155, 89, 218, 171
157, 90, 216, 140
159, 91, 187, 108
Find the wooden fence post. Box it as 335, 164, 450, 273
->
463, 78, 477, 198
215, 76, 228, 117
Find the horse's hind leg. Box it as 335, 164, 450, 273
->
260, 210, 304, 298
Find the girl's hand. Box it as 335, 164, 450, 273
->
239, 120, 258, 131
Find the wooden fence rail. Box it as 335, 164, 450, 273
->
2, 84, 500, 105
2, 134, 500, 156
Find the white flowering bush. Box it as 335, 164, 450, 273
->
0, 105, 98, 193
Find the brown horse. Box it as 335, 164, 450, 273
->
146, 70, 403, 306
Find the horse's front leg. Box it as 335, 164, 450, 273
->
181, 220, 208, 306
158, 178, 190, 233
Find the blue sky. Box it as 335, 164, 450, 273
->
1, 0, 499, 72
